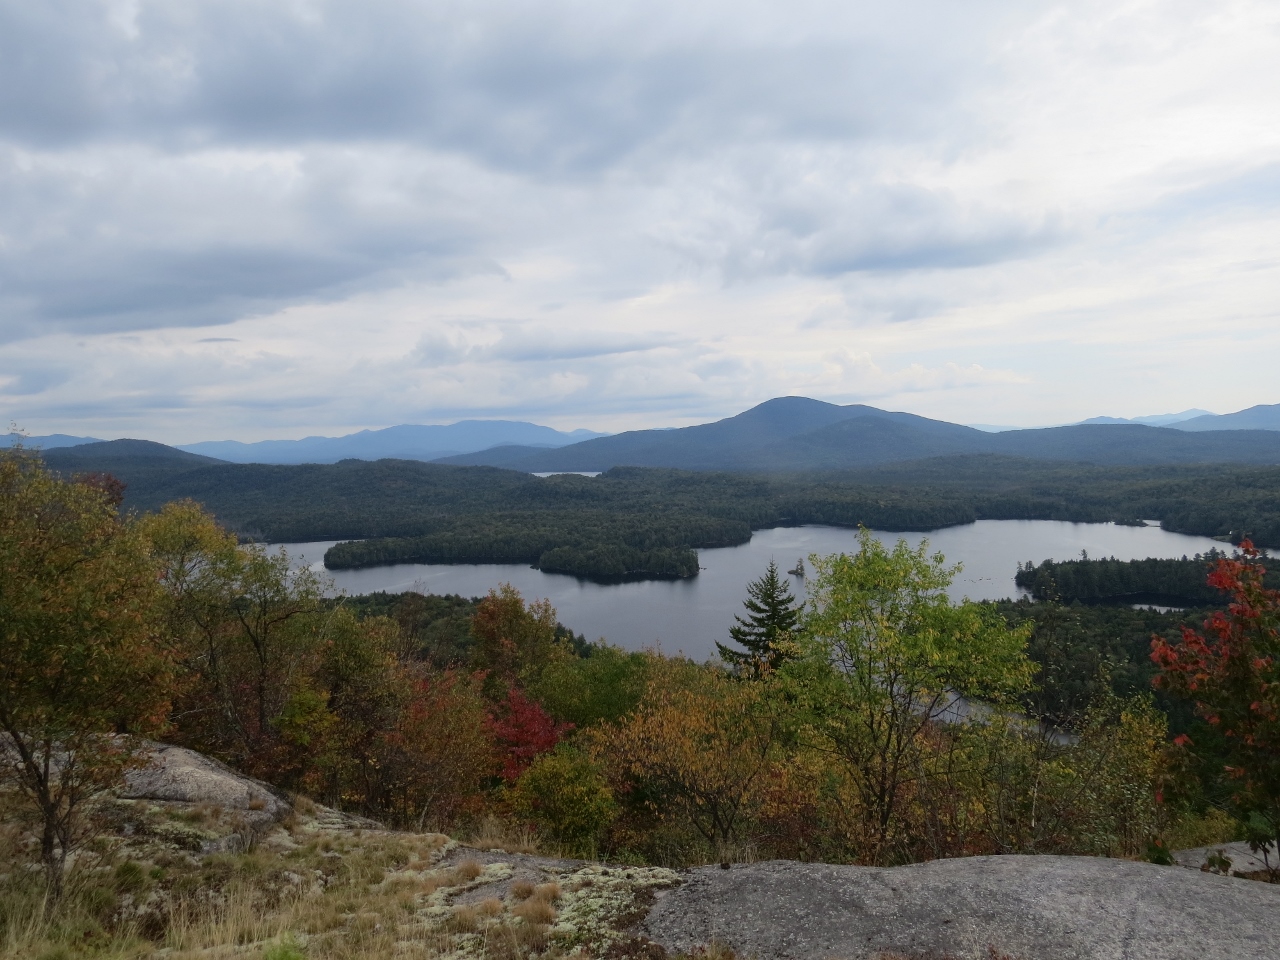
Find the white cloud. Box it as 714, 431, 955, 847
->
1, 0, 1279, 439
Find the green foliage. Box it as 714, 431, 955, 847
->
717, 560, 800, 673
783, 529, 1033, 863
537, 543, 699, 580
138, 502, 327, 781
508, 745, 617, 855
528, 644, 650, 729
331, 591, 481, 666
1013, 552, 1277, 605
988, 599, 1207, 731
469, 584, 572, 688
0, 449, 177, 897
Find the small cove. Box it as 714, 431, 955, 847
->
276, 520, 1231, 661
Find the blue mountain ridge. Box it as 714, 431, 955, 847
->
175, 420, 607, 463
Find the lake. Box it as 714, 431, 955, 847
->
273, 520, 1233, 661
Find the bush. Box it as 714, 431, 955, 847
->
508, 745, 617, 855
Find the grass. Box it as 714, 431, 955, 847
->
0, 795, 680, 960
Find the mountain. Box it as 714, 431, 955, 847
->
436, 397, 976, 471
1077, 409, 1214, 427
176, 420, 607, 464
41, 440, 225, 488
1, 432, 102, 449
43, 439, 220, 466
434, 397, 1280, 472
1173, 403, 1280, 432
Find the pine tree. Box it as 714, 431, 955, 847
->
717, 560, 800, 675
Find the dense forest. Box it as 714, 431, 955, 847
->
40, 443, 1280, 581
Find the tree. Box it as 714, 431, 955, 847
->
508, 744, 617, 856
488, 685, 570, 783
601, 656, 785, 862
784, 529, 1032, 864
136, 501, 326, 781
1152, 541, 1280, 870
718, 560, 800, 675
306, 608, 409, 814
469, 584, 569, 687
529, 643, 650, 728
0, 451, 177, 898
382, 670, 496, 829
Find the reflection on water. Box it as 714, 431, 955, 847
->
274, 520, 1234, 661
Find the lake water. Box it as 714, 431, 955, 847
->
273, 520, 1233, 661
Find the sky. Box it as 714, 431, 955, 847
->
2, 0, 1279, 443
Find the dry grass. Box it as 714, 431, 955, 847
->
513, 897, 557, 925
0, 796, 677, 960
447, 905, 481, 934
471, 815, 542, 855
450, 859, 484, 883
165, 884, 292, 953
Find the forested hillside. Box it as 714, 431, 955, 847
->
38, 441, 1280, 580
1012, 554, 1280, 605
436, 396, 1280, 472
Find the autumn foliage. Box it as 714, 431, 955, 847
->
0, 451, 178, 897
1152, 540, 1280, 859
0, 447, 1205, 887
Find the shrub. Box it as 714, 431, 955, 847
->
508, 745, 617, 855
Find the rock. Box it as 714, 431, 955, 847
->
640, 855, 1280, 960
121, 742, 290, 816
1173, 841, 1279, 878
120, 742, 291, 847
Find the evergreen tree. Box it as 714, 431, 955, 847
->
717, 560, 801, 674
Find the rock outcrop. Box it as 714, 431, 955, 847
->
640, 855, 1280, 960
121, 743, 289, 817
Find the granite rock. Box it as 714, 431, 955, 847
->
641, 855, 1280, 960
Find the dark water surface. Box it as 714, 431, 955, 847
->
276, 521, 1230, 661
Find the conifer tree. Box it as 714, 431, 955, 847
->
718, 560, 800, 675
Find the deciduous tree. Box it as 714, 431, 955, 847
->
0, 451, 176, 898
785, 529, 1032, 863
136, 501, 326, 781
602, 657, 785, 861
470, 584, 567, 686
1152, 541, 1280, 869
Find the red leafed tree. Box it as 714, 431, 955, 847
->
382, 670, 496, 828
488, 685, 572, 782
1151, 540, 1280, 861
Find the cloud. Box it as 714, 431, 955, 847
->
1, 0, 1279, 439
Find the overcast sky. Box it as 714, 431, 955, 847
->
2, 0, 1279, 442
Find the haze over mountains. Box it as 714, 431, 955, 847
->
435, 397, 1280, 472
10, 399, 1280, 472
1173, 404, 1280, 432
3, 422, 605, 463
1077, 410, 1215, 427
175, 421, 607, 464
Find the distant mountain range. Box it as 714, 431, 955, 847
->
175, 421, 607, 463
433, 397, 1280, 472
2, 432, 103, 449
1172, 404, 1280, 432
12, 399, 1280, 471
1077, 409, 1215, 427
